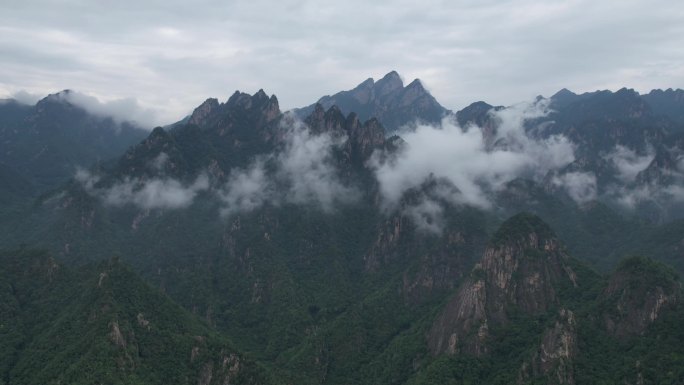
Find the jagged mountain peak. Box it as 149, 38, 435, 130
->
294, 70, 448, 132
187, 97, 219, 125
645, 87, 684, 100
615, 87, 639, 96
185, 89, 281, 129
375, 70, 404, 96
40, 89, 74, 101
383, 69, 401, 79
641, 87, 684, 123
406, 78, 424, 89
226, 89, 277, 108
35, 89, 79, 110
355, 77, 375, 90
549, 88, 580, 109
552, 88, 577, 98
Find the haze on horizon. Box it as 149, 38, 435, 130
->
1, 0, 683, 126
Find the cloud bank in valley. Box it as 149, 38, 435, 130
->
551, 171, 597, 204
75, 169, 210, 210
594, 143, 684, 213
76, 116, 358, 214
275, 120, 359, 209
218, 117, 359, 216
370, 99, 576, 231
605, 145, 655, 182
71, 100, 684, 229
101, 175, 209, 209
609, 149, 684, 210
218, 159, 273, 217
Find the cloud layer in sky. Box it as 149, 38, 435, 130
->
1, 0, 683, 125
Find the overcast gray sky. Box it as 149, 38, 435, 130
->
1, 0, 683, 126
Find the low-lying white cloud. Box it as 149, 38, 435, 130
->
76, 168, 209, 210
372, 99, 575, 212
552, 171, 598, 204
405, 196, 445, 235
75, 116, 359, 215
276, 120, 360, 210
218, 116, 360, 216
611, 168, 684, 210
604, 145, 654, 182
102, 175, 209, 209
605, 147, 684, 214
219, 159, 273, 217
149, 152, 170, 171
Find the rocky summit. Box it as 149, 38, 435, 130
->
294, 71, 449, 132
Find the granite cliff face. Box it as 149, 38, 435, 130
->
518, 308, 578, 385
304, 103, 386, 166
428, 213, 577, 356
601, 256, 680, 338
295, 71, 449, 132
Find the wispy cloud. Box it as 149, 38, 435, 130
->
217, 116, 360, 216
552, 171, 598, 204
372, 98, 574, 211
276, 118, 360, 210
604, 145, 654, 182
606, 148, 684, 212
76, 169, 209, 210
218, 159, 273, 217
47, 90, 160, 128
75, 114, 359, 214
369, 99, 577, 231
9, 90, 44, 105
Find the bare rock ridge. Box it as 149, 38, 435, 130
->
186, 89, 281, 130
294, 70, 449, 132
428, 213, 578, 356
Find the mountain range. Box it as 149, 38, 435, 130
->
1, 71, 683, 384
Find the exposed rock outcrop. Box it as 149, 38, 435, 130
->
295, 70, 449, 132
428, 213, 577, 356
602, 256, 680, 338
518, 308, 578, 385
304, 103, 386, 165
